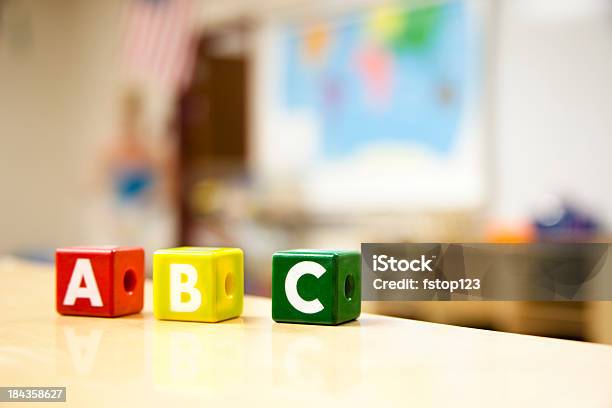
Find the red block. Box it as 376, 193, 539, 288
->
56, 246, 144, 317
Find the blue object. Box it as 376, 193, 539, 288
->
113, 167, 154, 202
534, 202, 599, 241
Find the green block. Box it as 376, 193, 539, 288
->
272, 249, 361, 325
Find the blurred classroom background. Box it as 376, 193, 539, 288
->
2, 0, 612, 343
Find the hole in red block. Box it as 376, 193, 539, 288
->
344, 275, 355, 301
123, 269, 137, 294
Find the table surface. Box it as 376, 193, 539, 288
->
1, 257, 611, 407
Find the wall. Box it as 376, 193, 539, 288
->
0, 0, 178, 254
492, 0, 612, 228
0, 0, 122, 253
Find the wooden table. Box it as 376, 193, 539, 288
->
1, 257, 611, 407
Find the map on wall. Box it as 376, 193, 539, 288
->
282, 1, 479, 159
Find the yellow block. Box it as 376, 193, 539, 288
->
153, 247, 243, 322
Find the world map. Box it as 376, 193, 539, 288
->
282, 1, 479, 158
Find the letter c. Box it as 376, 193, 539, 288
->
285, 261, 326, 314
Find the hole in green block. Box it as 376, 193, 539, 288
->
344, 274, 355, 301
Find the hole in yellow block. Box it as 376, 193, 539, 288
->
225, 273, 234, 298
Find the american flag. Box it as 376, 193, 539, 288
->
122, 0, 195, 90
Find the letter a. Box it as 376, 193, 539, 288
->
63, 258, 103, 307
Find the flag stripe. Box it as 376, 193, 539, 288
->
122, 0, 194, 90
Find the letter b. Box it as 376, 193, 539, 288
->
170, 264, 201, 312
